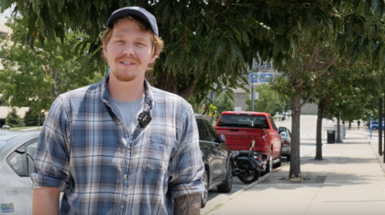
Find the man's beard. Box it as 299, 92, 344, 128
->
113, 70, 136, 82
112, 55, 140, 82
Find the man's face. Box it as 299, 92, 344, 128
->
103, 18, 156, 82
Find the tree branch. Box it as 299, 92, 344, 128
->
300, 93, 313, 108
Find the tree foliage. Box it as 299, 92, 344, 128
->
215, 93, 234, 116
24, 108, 45, 126
0, 18, 103, 113
245, 83, 284, 115
6, 108, 23, 127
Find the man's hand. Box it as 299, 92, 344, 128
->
174, 193, 201, 215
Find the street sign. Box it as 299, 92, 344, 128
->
249, 92, 259, 100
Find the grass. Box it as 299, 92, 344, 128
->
9, 126, 41, 131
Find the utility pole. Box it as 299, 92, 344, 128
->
251, 72, 254, 112
379, 98, 383, 156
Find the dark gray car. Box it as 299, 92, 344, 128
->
278, 126, 291, 161
195, 114, 233, 208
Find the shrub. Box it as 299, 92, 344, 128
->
6, 108, 24, 127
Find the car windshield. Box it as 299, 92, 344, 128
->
217, 115, 268, 129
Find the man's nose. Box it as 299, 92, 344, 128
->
122, 43, 135, 55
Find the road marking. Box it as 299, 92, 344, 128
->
300, 118, 317, 129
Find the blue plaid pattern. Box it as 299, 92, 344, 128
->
31, 74, 204, 215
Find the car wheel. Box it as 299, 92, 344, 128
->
201, 169, 209, 208
217, 161, 233, 193
372, 126, 378, 130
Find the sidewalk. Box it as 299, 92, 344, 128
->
204, 130, 385, 215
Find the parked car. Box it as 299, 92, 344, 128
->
0, 130, 40, 215
365, 118, 384, 129
214, 111, 282, 175
278, 127, 291, 161
371, 122, 385, 130
195, 114, 233, 208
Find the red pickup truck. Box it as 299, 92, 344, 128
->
214, 111, 282, 173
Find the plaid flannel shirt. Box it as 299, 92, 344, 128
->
31, 74, 204, 215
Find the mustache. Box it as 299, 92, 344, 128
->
116, 55, 140, 64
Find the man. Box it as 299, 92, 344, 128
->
31, 6, 204, 215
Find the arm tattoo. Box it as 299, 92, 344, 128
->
174, 193, 201, 215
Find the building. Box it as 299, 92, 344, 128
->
232, 58, 317, 114
0, 19, 29, 127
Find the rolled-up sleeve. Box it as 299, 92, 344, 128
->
168, 108, 205, 199
30, 95, 71, 192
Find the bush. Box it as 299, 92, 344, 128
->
24, 109, 46, 126
6, 108, 24, 127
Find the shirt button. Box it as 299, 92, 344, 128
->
127, 145, 131, 150
124, 174, 127, 179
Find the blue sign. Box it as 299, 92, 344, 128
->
249, 73, 258, 83
1, 203, 15, 213
260, 73, 274, 83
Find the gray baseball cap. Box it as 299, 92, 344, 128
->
106, 6, 159, 36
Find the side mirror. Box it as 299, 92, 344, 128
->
220, 134, 226, 144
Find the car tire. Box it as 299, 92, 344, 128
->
201, 169, 209, 208
372, 126, 378, 130
217, 161, 233, 193
273, 147, 282, 168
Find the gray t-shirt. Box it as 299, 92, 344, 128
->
109, 96, 144, 134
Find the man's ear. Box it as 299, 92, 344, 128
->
102, 42, 108, 59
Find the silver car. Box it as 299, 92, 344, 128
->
0, 131, 40, 214
278, 127, 291, 162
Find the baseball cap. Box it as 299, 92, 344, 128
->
106, 6, 159, 36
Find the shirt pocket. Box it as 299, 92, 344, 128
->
143, 134, 175, 170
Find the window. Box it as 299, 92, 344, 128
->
217, 115, 268, 129
196, 119, 211, 141
7, 140, 38, 177
266, 63, 271, 69
269, 116, 278, 131
203, 119, 219, 142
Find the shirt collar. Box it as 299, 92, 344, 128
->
101, 73, 155, 110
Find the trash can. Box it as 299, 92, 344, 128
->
327, 130, 335, 143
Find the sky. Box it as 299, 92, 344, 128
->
0, 6, 15, 21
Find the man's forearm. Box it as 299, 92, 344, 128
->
33, 187, 60, 215
174, 193, 201, 215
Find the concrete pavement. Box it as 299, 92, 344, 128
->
202, 128, 385, 215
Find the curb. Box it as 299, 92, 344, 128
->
200, 173, 271, 215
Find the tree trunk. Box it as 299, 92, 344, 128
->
289, 92, 301, 179
336, 113, 342, 143
154, 70, 196, 100
315, 99, 326, 160
156, 70, 178, 94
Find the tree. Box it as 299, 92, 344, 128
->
0, 18, 103, 113
245, 83, 284, 115
6, 108, 23, 127
5, 0, 385, 180
215, 93, 234, 116
24, 108, 45, 126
